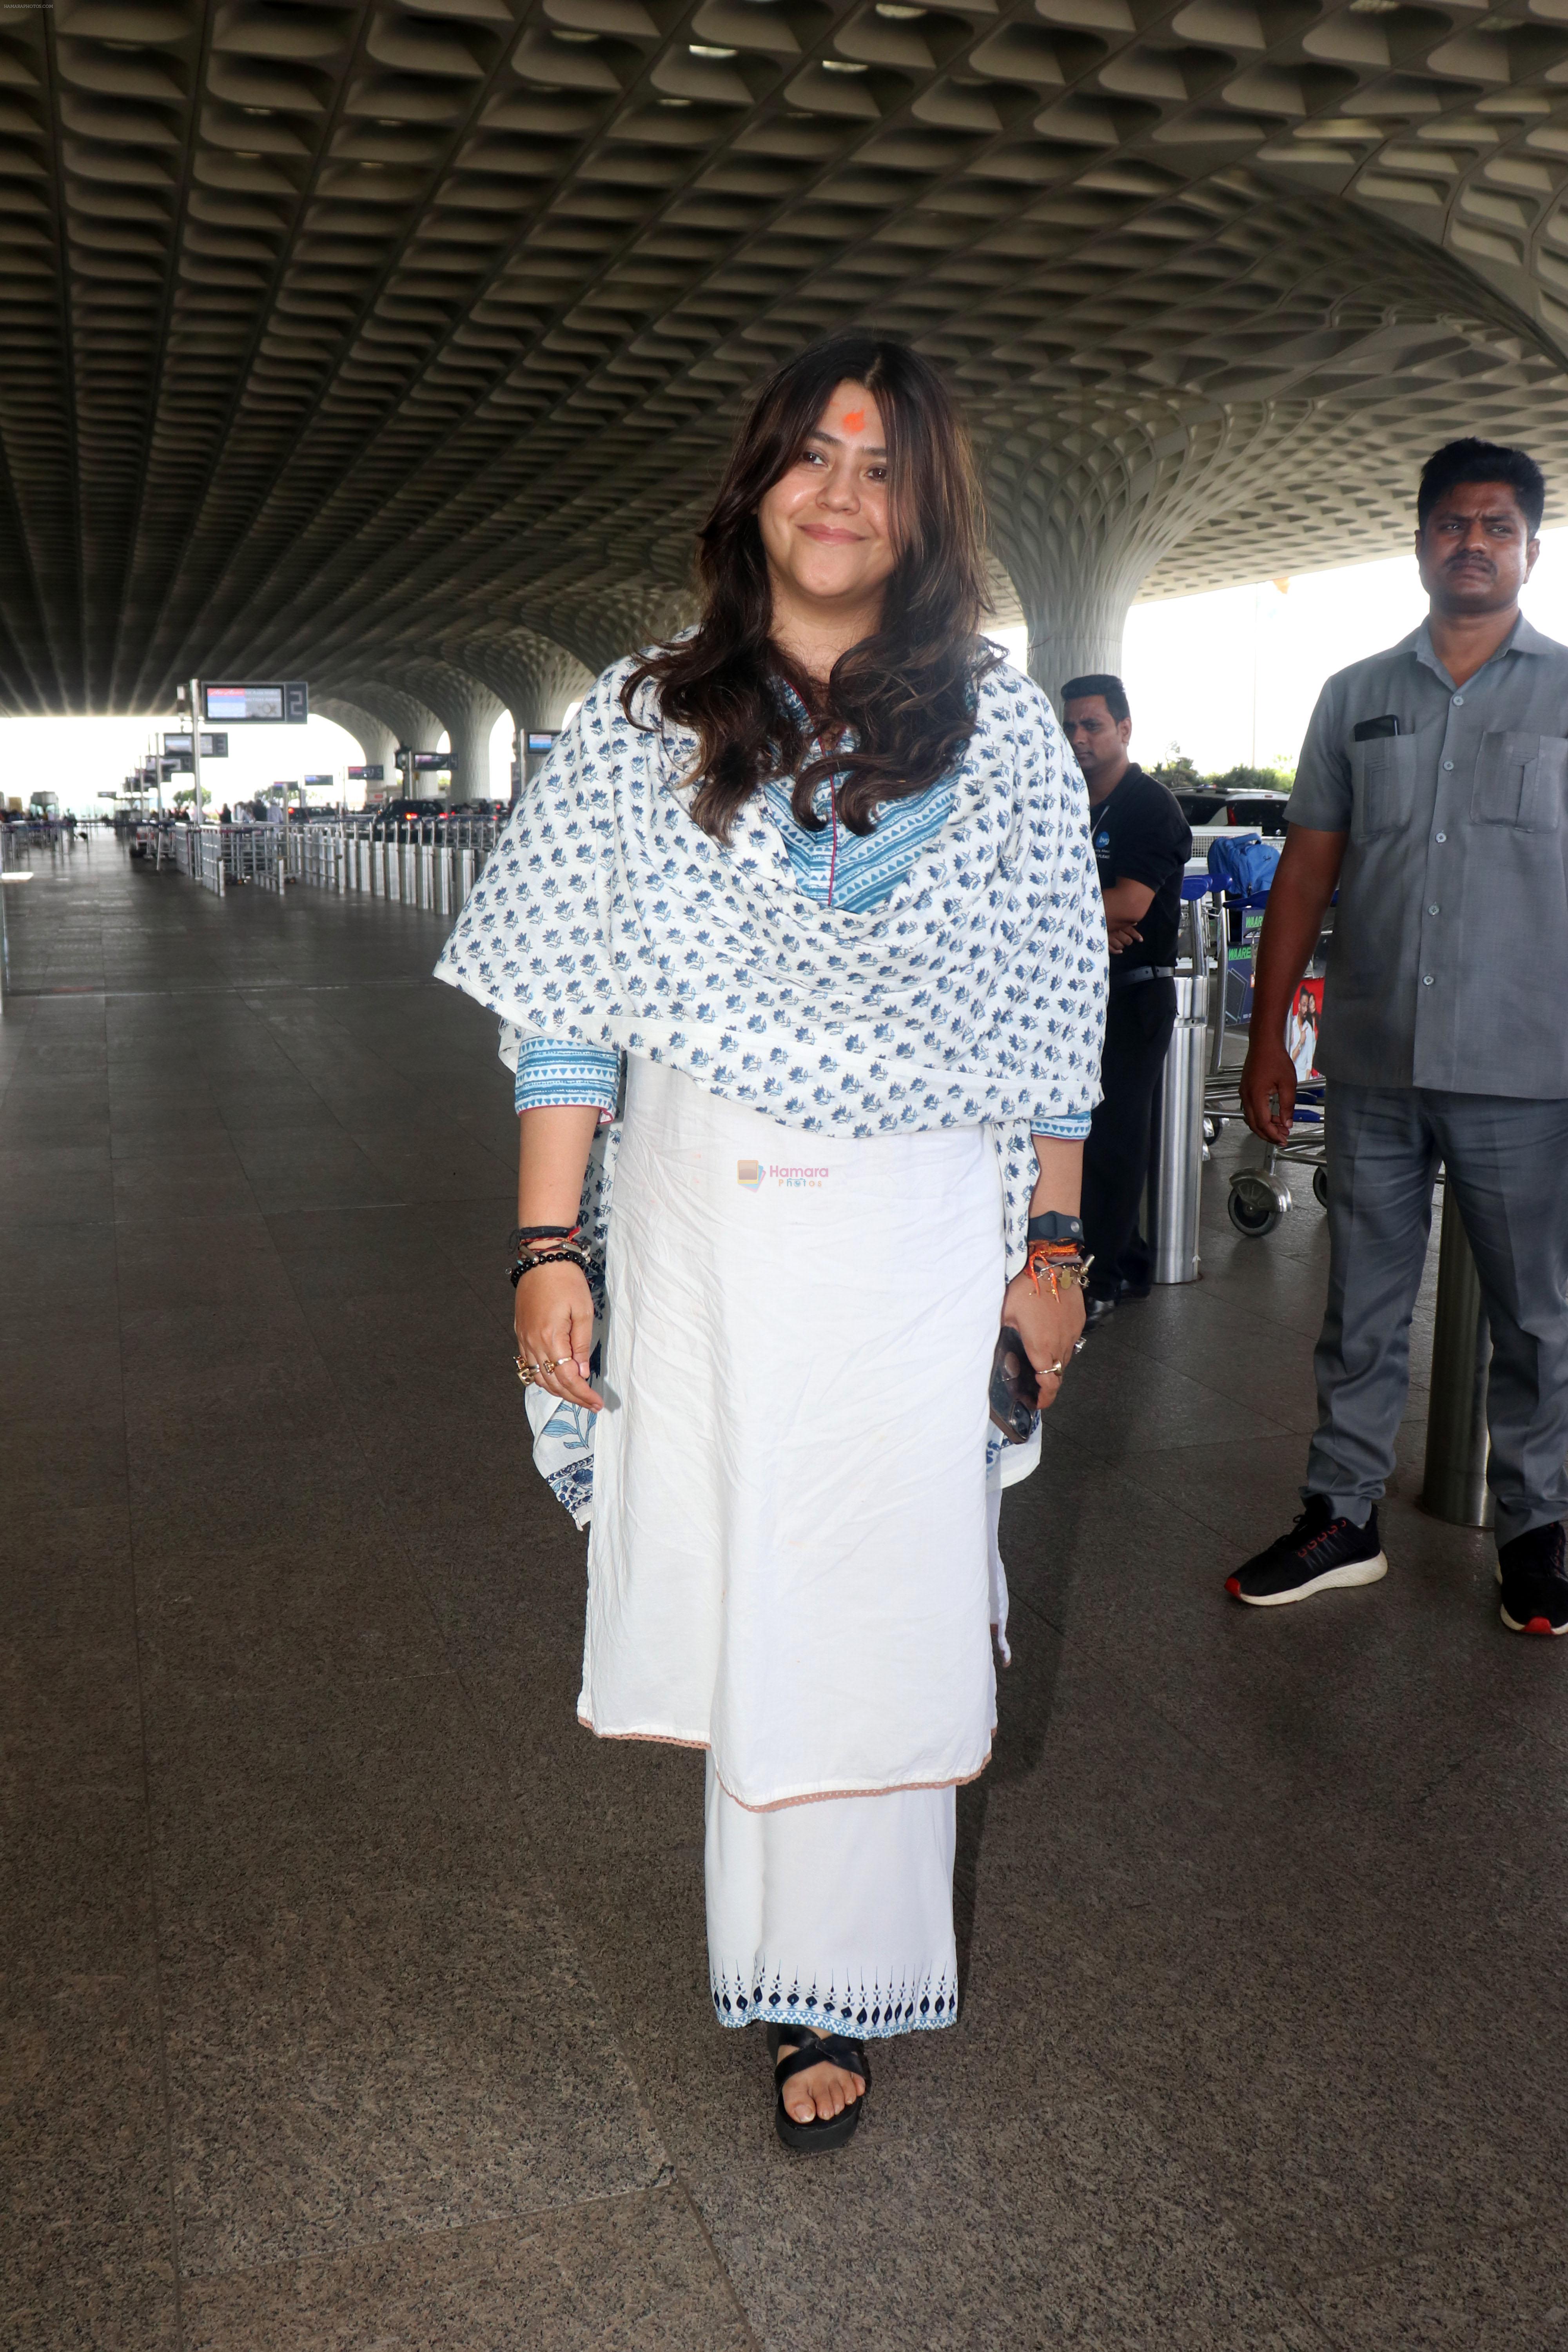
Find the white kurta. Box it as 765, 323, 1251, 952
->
580, 1056, 1002, 1812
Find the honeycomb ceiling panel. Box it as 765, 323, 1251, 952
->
3, 0, 1568, 715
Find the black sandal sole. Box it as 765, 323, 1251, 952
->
775, 2098, 864, 2152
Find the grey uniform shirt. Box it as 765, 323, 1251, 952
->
1289, 613, 1568, 1097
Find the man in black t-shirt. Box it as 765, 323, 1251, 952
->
1063, 673, 1194, 1325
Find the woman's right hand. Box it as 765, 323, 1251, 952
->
514, 1263, 603, 1412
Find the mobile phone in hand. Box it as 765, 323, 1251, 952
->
989, 1325, 1040, 1443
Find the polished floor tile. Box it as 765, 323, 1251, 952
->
0, 1971, 178, 2344
1303, 2241, 1568, 2350
2, 1632, 145, 1795
0, 1143, 114, 1224
179, 2190, 753, 2352
162, 1879, 666, 2278
0, 1786, 157, 1981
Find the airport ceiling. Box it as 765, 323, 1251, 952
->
6, 0, 1568, 722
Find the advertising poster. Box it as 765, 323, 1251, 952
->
1287, 976, 1324, 1081
1223, 907, 1266, 1026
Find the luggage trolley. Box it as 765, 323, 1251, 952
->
1199, 837, 1331, 1239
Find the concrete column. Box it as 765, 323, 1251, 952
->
987, 484, 1158, 713
1015, 564, 1147, 712
445, 632, 594, 795
334, 684, 443, 795
401, 662, 506, 803
981, 399, 1278, 711
445, 685, 505, 804
314, 697, 399, 786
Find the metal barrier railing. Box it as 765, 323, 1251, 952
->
227, 824, 285, 893
144, 811, 501, 911
164, 824, 227, 895
138, 819, 285, 893
4, 819, 76, 855
195, 824, 226, 896
284, 812, 501, 911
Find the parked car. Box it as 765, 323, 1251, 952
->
376, 798, 452, 821
1170, 786, 1291, 834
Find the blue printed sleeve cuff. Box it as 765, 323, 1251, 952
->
514, 1039, 621, 1119
1030, 1114, 1093, 1140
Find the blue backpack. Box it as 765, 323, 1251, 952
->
1207, 833, 1280, 901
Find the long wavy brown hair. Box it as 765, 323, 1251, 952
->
621, 331, 996, 842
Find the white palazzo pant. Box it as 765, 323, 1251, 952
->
705, 1763, 959, 2039
704, 1490, 1002, 2041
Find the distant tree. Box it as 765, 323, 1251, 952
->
1142, 745, 1296, 797
1204, 763, 1295, 793
1147, 744, 1203, 790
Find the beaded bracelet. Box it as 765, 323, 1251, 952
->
510, 1246, 594, 1289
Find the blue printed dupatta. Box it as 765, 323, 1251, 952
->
436, 653, 1107, 1524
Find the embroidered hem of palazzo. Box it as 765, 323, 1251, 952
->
579, 1057, 1000, 1812
704, 1759, 960, 2038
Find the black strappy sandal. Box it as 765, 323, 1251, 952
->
766, 2023, 871, 2153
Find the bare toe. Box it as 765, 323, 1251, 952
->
773, 2036, 869, 2139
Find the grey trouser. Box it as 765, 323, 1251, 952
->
1305, 1084, 1568, 1548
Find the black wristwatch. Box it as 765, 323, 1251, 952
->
1026, 1211, 1084, 1245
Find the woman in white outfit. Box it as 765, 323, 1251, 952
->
437, 331, 1105, 2149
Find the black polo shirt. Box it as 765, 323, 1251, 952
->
1088, 764, 1192, 974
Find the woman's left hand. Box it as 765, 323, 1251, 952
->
1001, 1267, 1086, 1414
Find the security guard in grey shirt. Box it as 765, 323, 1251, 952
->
1228, 436, 1568, 1636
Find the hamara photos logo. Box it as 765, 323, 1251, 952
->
737, 1159, 830, 1191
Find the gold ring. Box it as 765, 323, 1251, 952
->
1048, 1361, 1063, 1377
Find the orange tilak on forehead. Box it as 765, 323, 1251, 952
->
840, 408, 866, 432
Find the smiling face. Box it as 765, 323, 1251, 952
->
755, 379, 897, 632
1416, 480, 1539, 619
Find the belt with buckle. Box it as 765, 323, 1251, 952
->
1109, 964, 1175, 989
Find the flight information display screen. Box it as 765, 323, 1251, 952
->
206, 684, 282, 721
202, 681, 308, 723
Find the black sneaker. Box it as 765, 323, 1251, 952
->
1226, 1496, 1388, 1607
1496, 1522, 1568, 1636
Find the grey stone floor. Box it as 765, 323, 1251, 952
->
3, 840, 1565, 2352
